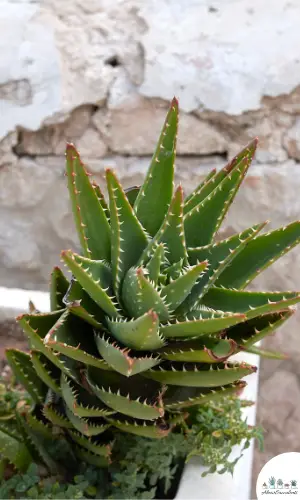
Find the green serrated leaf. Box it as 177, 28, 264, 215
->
134, 98, 178, 236
66, 144, 111, 260
109, 417, 170, 439
26, 413, 53, 440
143, 362, 256, 387
43, 405, 73, 429
160, 338, 236, 363
184, 140, 257, 247
63, 277, 104, 328
107, 310, 165, 351
160, 261, 208, 312
165, 381, 246, 409
184, 168, 217, 211
0, 429, 32, 471
68, 430, 112, 457
87, 368, 163, 421
95, 334, 160, 376
5, 349, 46, 404
106, 169, 148, 297
31, 351, 61, 394
61, 250, 120, 318
61, 374, 115, 418
43, 309, 110, 370
216, 221, 300, 289
74, 446, 110, 467
122, 267, 170, 321
125, 185, 140, 207
140, 186, 188, 265
50, 267, 69, 311
201, 287, 300, 320
146, 243, 166, 286
65, 406, 110, 437
160, 311, 245, 339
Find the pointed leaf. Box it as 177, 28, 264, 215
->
143, 361, 256, 387
165, 381, 246, 409
5, 349, 46, 404
63, 277, 103, 327
50, 267, 69, 311
161, 261, 207, 312
201, 287, 300, 320
74, 447, 110, 467
106, 169, 148, 296
216, 221, 300, 289
44, 310, 110, 370
134, 98, 178, 235
160, 338, 236, 363
107, 310, 165, 351
66, 144, 111, 260
160, 311, 245, 339
146, 243, 166, 285
184, 140, 257, 215
243, 345, 288, 360
43, 405, 73, 429
61, 250, 120, 318
122, 267, 170, 321
95, 334, 160, 376
68, 430, 112, 457
184, 140, 258, 247
87, 378, 163, 421
0, 430, 31, 471
61, 375, 115, 418
65, 407, 110, 437
140, 186, 188, 265
226, 310, 293, 347
109, 417, 170, 439
31, 351, 61, 394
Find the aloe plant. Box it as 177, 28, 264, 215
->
2, 98, 300, 472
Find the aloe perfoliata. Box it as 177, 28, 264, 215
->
3, 97, 300, 470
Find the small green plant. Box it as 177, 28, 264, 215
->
291, 479, 297, 487
0, 98, 299, 493
277, 478, 283, 487
269, 476, 276, 488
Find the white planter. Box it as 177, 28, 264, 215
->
0, 286, 259, 500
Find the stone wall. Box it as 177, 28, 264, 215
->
1, 0, 300, 481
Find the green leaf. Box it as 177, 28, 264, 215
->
74, 447, 110, 467
61, 250, 120, 318
43, 310, 110, 370
160, 311, 246, 339
243, 345, 288, 360
106, 169, 148, 297
165, 381, 246, 409
95, 334, 160, 376
61, 375, 115, 418
201, 287, 300, 320
226, 310, 293, 347
146, 243, 166, 286
63, 277, 103, 327
66, 144, 111, 260
160, 260, 208, 312
107, 310, 165, 351
65, 407, 110, 437
215, 221, 300, 289
18, 312, 80, 383
50, 267, 69, 311
140, 186, 188, 265
31, 351, 61, 394
109, 417, 170, 439
91, 180, 110, 217
43, 405, 73, 429
68, 430, 112, 457
87, 368, 163, 421
5, 349, 46, 404
184, 140, 257, 247
181, 223, 266, 312
134, 97, 178, 236
160, 338, 236, 363
0, 429, 32, 471
122, 267, 170, 321
184, 140, 257, 215
143, 362, 256, 387
26, 413, 53, 440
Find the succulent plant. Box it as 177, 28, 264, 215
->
2, 98, 300, 471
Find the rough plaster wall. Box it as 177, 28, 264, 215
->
1, 0, 300, 482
